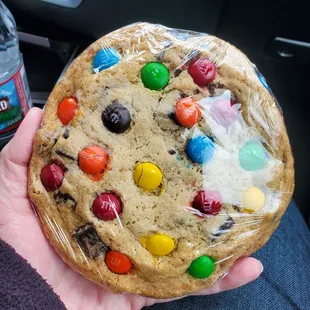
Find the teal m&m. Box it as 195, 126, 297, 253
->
239, 141, 266, 171
93, 48, 120, 73
141, 62, 169, 90
187, 255, 215, 279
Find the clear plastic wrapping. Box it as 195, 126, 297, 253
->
28, 22, 294, 298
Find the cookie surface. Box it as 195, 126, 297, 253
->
28, 23, 294, 298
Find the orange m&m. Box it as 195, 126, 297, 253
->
105, 250, 132, 274
57, 97, 78, 125
175, 97, 201, 127
78, 145, 109, 175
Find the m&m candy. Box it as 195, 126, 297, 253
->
186, 136, 214, 164
175, 97, 201, 127
102, 102, 131, 133
92, 193, 122, 221
146, 233, 175, 256
192, 190, 222, 216
57, 97, 77, 125
40, 163, 64, 192
93, 48, 120, 73
187, 255, 215, 279
141, 62, 169, 90
134, 162, 163, 191
78, 145, 109, 175
210, 99, 238, 127
243, 186, 265, 212
105, 250, 132, 274
255, 68, 270, 90
239, 141, 266, 171
188, 58, 216, 87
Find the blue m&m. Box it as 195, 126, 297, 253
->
186, 136, 214, 164
239, 141, 266, 171
93, 48, 120, 73
254, 67, 270, 90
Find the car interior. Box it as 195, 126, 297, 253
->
3, 0, 309, 224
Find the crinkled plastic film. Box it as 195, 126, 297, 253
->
28, 22, 294, 298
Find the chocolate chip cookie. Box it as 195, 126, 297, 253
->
28, 23, 294, 298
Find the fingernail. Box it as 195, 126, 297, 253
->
258, 261, 264, 274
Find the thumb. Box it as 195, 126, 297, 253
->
3, 108, 43, 166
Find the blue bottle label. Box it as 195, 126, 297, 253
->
0, 61, 31, 134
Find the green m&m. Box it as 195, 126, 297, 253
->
141, 62, 169, 90
187, 255, 215, 279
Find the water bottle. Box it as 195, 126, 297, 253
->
0, 1, 32, 146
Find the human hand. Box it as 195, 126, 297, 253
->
0, 108, 263, 310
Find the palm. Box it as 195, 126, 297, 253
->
0, 196, 156, 310
0, 108, 263, 310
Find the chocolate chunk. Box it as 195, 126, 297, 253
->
73, 224, 108, 258
102, 102, 131, 133
206, 83, 217, 96
207, 83, 227, 96
206, 83, 238, 103
168, 112, 179, 125
157, 51, 166, 62
173, 50, 201, 77
212, 216, 235, 238
216, 83, 226, 89
168, 150, 176, 155
63, 128, 70, 139
231, 94, 237, 102
232, 205, 241, 212
55, 150, 75, 161
174, 68, 182, 77
54, 192, 77, 209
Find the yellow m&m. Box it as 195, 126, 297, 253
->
134, 162, 162, 191
146, 234, 175, 256
243, 186, 265, 212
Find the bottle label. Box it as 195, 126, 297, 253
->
0, 61, 32, 134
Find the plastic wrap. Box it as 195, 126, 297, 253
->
28, 23, 294, 298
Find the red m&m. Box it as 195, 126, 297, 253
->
192, 190, 222, 216
92, 193, 122, 221
40, 163, 64, 192
57, 97, 78, 125
188, 58, 216, 86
